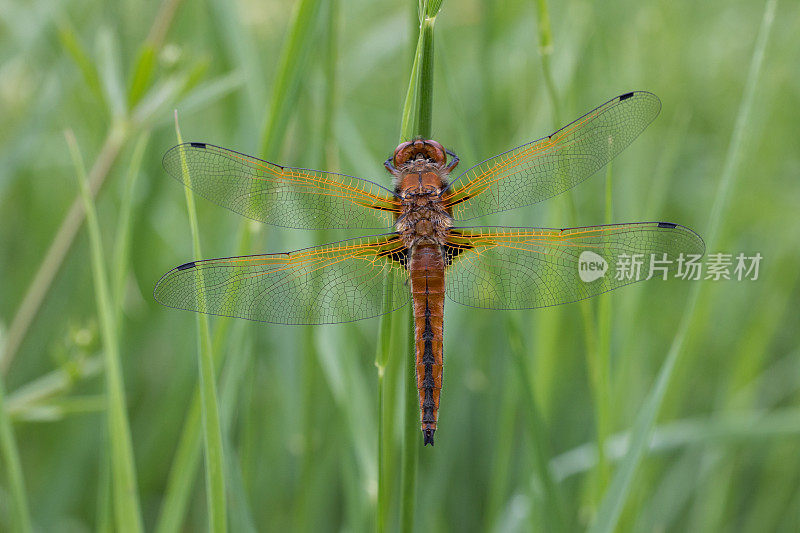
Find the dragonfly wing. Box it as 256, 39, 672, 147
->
163, 143, 399, 230
444, 222, 704, 309
443, 92, 661, 221
154, 234, 410, 324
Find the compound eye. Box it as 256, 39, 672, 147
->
424, 140, 446, 165
393, 141, 414, 166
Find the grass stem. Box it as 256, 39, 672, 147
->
172, 116, 228, 532
392, 3, 441, 530
589, 1, 778, 530
0, 375, 32, 533
66, 130, 144, 533
156, 2, 322, 527
533, 0, 609, 509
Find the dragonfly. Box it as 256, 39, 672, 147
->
154, 91, 704, 446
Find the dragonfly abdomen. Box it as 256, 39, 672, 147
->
409, 243, 445, 446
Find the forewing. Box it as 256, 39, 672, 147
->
154, 234, 410, 324
163, 143, 399, 229
443, 92, 661, 221
445, 222, 704, 309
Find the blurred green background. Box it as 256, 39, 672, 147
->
1, 0, 798, 531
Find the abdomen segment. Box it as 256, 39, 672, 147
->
409, 244, 446, 445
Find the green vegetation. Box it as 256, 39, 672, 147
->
1, 0, 797, 531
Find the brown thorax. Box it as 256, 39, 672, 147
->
384, 139, 460, 248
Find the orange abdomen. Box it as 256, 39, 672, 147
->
409, 243, 445, 446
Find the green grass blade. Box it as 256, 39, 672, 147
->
66, 130, 143, 533
399, 309, 418, 533
374, 271, 395, 533
531, 0, 608, 518
552, 405, 800, 482
399, 6, 437, 141
171, 116, 228, 532
57, 20, 105, 106
508, 314, 567, 532
96, 438, 113, 533
258, 0, 323, 158
156, 0, 321, 525
589, 1, 778, 531
294, 3, 341, 524
165, 72, 246, 125
533, 0, 559, 125
97, 28, 127, 119
218, 334, 257, 533
112, 132, 149, 325
0, 375, 32, 533
154, 391, 204, 533
411, 16, 435, 139
6, 357, 103, 415
1, 124, 128, 376
592, 163, 614, 496
127, 45, 157, 109
398, 33, 422, 139
483, 363, 519, 530
702, 1, 777, 250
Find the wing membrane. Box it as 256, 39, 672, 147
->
445, 222, 704, 309
154, 234, 410, 324
163, 143, 399, 229
443, 92, 661, 220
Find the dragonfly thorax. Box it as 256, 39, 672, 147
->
396, 168, 452, 247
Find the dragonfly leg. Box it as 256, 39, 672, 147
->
384, 156, 400, 176
444, 149, 459, 173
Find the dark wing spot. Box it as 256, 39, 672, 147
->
657, 222, 677, 229
369, 203, 401, 213
189, 142, 207, 149
376, 238, 409, 268
176, 261, 196, 271
443, 234, 474, 267
619, 92, 635, 101
444, 193, 473, 208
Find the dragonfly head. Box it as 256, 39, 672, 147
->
393, 138, 447, 168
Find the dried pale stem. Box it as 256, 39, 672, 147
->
2, 124, 127, 375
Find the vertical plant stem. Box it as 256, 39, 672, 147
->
594, 163, 614, 492
259, 0, 323, 158
295, 1, 340, 529
374, 280, 394, 533
411, 19, 435, 139
589, 1, 778, 530
533, 0, 608, 506
66, 130, 144, 533
534, 0, 559, 126
399, 309, 418, 533
483, 362, 519, 530
154, 196, 253, 533
172, 116, 227, 533
1, 0, 183, 374
96, 437, 113, 533
112, 132, 150, 325
0, 376, 32, 533
508, 315, 567, 532
156, 3, 321, 529
396, 3, 440, 531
